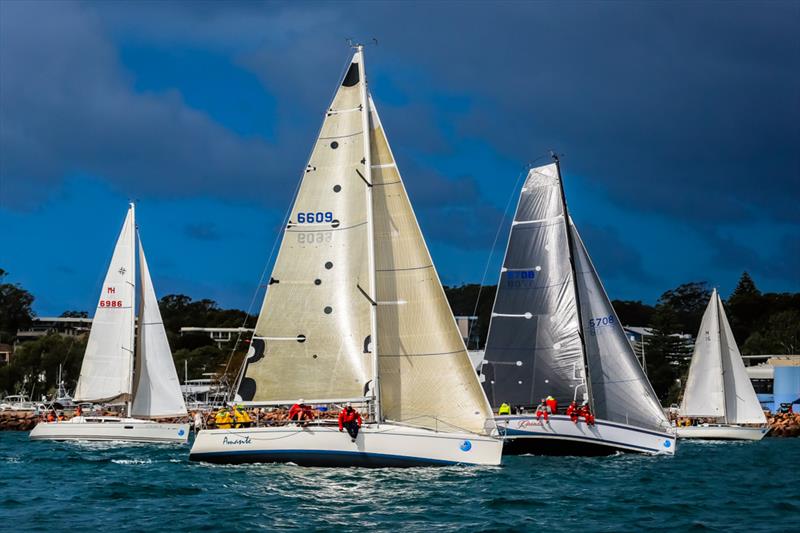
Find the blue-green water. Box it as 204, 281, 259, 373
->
1, 432, 798, 532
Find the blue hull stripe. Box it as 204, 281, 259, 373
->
190, 448, 479, 466
503, 428, 669, 454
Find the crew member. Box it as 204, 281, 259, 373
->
535, 398, 550, 422
546, 395, 558, 415
338, 403, 363, 442
288, 399, 314, 425
578, 402, 595, 426
74, 405, 83, 418
193, 411, 204, 432
47, 410, 56, 423
214, 405, 233, 429
566, 401, 579, 423
498, 402, 511, 416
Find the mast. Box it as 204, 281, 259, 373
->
714, 290, 728, 424
552, 154, 594, 410
357, 44, 381, 423
127, 202, 137, 417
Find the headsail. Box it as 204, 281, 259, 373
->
718, 293, 766, 424
482, 164, 585, 409
74, 204, 136, 403
680, 290, 725, 418
369, 98, 493, 434
131, 236, 187, 418
571, 224, 669, 431
238, 51, 373, 403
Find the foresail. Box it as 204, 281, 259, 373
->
571, 224, 670, 431
131, 237, 187, 418
74, 204, 136, 403
680, 290, 726, 418
369, 98, 493, 435
718, 294, 766, 424
239, 52, 372, 403
482, 164, 585, 410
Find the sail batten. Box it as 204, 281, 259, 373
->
74, 204, 136, 404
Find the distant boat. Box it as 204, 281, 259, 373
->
189, 45, 502, 467
677, 289, 769, 440
481, 157, 676, 455
30, 204, 189, 443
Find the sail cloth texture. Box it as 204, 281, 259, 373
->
369, 99, 493, 435
571, 225, 670, 431
240, 52, 372, 403
717, 293, 766, 424
482, 164, 585, 409
74, 205, 136, 403
680, 290, 726, 418
131, 238, 187, 418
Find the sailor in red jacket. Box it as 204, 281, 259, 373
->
579, 402, 595, 426
338, 403, 362, 442
566, 401, 579, 423
545, 395, 558, 415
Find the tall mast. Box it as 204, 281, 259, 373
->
714, 289, 728, 424
127, 202, 137, 418
552, 154, 594, 410
357, 45, 381, 423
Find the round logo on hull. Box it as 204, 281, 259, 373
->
460, 440, 472, 452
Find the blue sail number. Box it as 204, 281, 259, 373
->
297, 211, 333, 224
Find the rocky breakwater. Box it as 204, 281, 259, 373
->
767, 412, 800, 437
0, 411, 40, 431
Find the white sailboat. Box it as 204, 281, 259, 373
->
30, 204, 189, 443
676, 289, 769, 440
189, 45, 502, 467
481, 158, 676, 455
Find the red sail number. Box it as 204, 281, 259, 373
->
99, 300, 123, 308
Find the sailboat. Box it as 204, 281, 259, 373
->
30, 204, 189, 443
480, 157, 676, 455
189, 45, 502, 467
676, 289, 769, 440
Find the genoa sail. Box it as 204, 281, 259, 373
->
571, 224, 669, 431
74, 204, 137, 403
482, 163, 585, 410
131, 236, 187, 418
369, 98, 493, 435
680, 289, 726, 418
238, 51, 373, 403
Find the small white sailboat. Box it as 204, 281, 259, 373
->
481, 158, 676, 455
30, 204, 189, 443
189, 45, 502, 467
676, 289, 769, 441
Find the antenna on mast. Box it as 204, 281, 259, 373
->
346, 38, 379, 49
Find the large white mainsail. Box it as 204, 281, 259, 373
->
680, 289, 726, 418
74, 203, 136, 403
571, 224, 669, 431
369, 98, 493, 435
239, 52, 373, 404
131, 236, 187, 418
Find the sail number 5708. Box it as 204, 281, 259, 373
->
296, 211, 333, 224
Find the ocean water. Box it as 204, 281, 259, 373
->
1, 432, 798, 532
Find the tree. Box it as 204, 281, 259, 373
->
0, 333, 86, 397
656, 281, 711, 334
644, 304, 693, 404
726, 272, 765, 343
60, 310, 89, 318
0, 269, 35, 343
742, 310, 800, 355
611, 300, 655, 326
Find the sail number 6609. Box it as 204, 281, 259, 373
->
297, 211, 333, 224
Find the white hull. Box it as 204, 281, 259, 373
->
189, 422, 502, 467
29, 416, 189, 444
496, 415, 676, 456
676, 424, 769, 441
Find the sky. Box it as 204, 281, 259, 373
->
1, 0, 798, 316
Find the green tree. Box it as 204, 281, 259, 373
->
726, 272, 765, 343
742, 310, 800, 355
656, 281, 711, 334
0, 269, 35, 344
60, 310, 89, 318
0, 333, 86, 397
611, 300, 655, 326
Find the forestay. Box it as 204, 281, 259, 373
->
369, 99, 493, 435
74, 204, 136, 403
680, 290, 726, 418
571, 225, 669, 431
131, 237, 187, 418
718, 292, 766, 424
482, 164, 585, 409
239, 53, 373, 403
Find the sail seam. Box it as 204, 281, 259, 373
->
380, 349, 464, 358
376, 264, 433, 272
287, 221, 367, 233
319, 130, 364, 140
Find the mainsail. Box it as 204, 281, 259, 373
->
131, 236, 187, 418
680, 290, 726, 418
482, 164, 585, 409
74, 204, 136, 403
370, 99, 493, 434
239, 50, 374, 403
571, 225, 669, 431
681, 290, 766, 424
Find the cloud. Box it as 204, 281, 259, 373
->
576, 223, 659, 287
184, 222, 221, 241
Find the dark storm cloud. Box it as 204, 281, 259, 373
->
576, 223, 659, 287
184, 223, 221, 241
707, 230, 800, 284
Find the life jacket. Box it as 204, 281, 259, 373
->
287, 404, 303, 420
546, 396, 557, 413
215, 410, 232, 429
498, 403, 511, 415
338, 409, 362, 429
